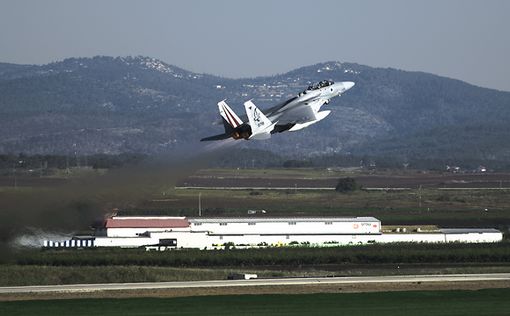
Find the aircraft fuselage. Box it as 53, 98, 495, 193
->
200, 80, 355, 142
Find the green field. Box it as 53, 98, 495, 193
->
2, 167, 510, 288
14, 243, 510, 267
2, 243, 509, 286
2, 289, 510, 315
118, 186, 510, 232
3, 168, 510, 228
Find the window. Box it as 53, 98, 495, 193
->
248, 222, 256, 226
194, 223, 202, 226
220, 223, 227, 226
288, 221, 296, 225
325, 221, 333, 225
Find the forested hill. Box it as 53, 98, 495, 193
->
1, 56, 509, 162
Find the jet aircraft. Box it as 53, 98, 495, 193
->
200, 80, 355, 141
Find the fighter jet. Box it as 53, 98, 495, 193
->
200, 80, 355, 141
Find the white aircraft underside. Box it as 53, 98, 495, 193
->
200, 80, 355, 141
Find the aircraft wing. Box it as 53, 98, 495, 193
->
274, 99, 326, 125
262, 96, 300, 116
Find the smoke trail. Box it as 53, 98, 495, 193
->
12, 229, 74, 248
0, 141, 239, 259
203, 138, 239, 152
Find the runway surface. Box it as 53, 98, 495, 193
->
1, 273, 510, 294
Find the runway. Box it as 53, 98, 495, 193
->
1, 273, 510, 294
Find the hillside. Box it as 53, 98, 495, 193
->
0, 56, 509, 162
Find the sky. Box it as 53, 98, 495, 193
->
1, 0, 509, 91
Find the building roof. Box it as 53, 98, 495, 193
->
188, 217, 380, 224
104, 216, 380, 228
440, 228, 501, 234
105, 217, 190, 229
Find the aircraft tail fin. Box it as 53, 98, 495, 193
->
243, 100, 275, 140
218, 100, 243, 130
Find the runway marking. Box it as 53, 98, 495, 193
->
1, 273, 510, 294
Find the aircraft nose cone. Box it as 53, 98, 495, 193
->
344, 81, 355, 90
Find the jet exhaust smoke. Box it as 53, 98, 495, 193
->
0, 142, 238, 261
12, 228, 74, 248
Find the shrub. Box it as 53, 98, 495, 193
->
335, 177, 361, 192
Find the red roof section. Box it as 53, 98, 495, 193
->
105, 217, 190, 229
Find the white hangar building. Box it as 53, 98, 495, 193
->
92, 216, 381, 248
44, 216, 503, 249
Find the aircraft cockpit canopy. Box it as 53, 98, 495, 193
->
306, 80, 334, 91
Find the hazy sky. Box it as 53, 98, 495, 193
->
1, 0, 509, 91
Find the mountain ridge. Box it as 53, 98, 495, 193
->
1, 56, 509, 162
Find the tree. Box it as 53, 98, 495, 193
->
335, 177, 361, 193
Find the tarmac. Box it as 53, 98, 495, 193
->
2, 273, 510, 294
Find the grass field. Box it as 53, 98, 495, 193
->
3, 168, 510, 228
3, 263, 510, 287
2, 289, 510, 315
149, 169, 510, 227
132, 187, 510, 228
0, 265, 237, 286
2, 167, 510, 289
2, 243, 509, 286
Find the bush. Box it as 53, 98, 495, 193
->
335, 177, 361, 192
11, 242, 510, 267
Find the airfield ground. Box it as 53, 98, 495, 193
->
1, 167, 509, 304
2, 288, 510, 315
179, 168, 510, 189
134, 168, 510, 228
5, 168, 510, 228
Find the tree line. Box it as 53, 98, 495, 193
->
13, 242, 510, 267
0, 153, 146, 171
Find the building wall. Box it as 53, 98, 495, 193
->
94, 236, 157, 248
44, 230, 504, 249
150, 231, 381, 249
43, 216, 503, 249
189, 220, 380, 235
43, 239, 94, 248
378, 233, 446, 243
444, 232, 503, 243
94, 231, 503, 249
106, 227, 190, 237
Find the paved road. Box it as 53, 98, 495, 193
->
178, 173, 510, 189
176, 186, 510, 191
1, 273, 510, 294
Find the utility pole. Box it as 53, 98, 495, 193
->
198, 192, 202, 217
418, 185, 422, 208
65, 155, 70, 175
13, 162, 16, 189
13, 160, 23, 189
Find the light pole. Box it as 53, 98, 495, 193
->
13, 162, 16, 189
198, 192, 202, 217
13, 160, 23, 189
